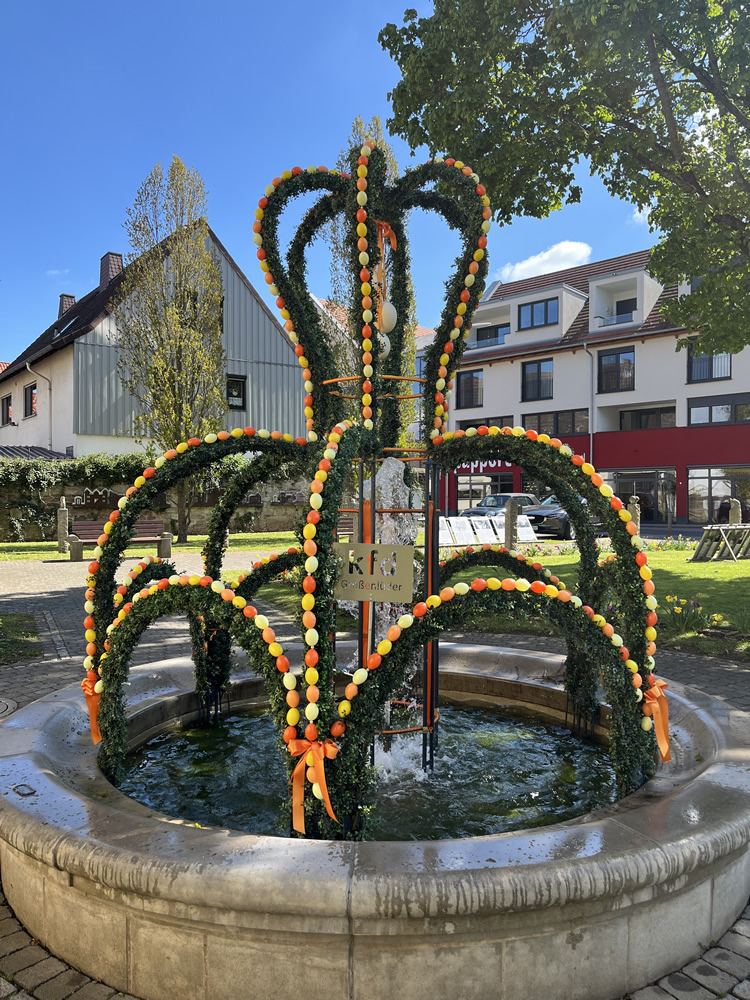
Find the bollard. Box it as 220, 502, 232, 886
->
504, 499, 518, 550
57, 496, 69, 553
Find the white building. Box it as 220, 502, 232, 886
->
0, 233, 304, 458
446, 250, 750, 524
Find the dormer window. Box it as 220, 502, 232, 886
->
519, 297, 558, 330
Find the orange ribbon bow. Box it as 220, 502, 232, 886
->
288, 738, 339, 835
376, 221, 398, 253
643, 679, 670, 762
375, 222, 398, 333
81, 677, 102, 745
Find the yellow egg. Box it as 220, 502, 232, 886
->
338, 700, 351, 717
286, 708, 300, 726
305, 667, 319, 685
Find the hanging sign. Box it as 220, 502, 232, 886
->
332, 542, 415, 602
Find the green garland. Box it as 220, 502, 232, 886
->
82, 139, 664, 841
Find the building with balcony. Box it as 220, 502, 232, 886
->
445, 250, 750, 524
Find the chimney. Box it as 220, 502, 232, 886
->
99, 252, 124, 289
58, 293, 76, 318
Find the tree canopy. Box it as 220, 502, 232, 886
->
379, 0, 750, 353
112, 155, 227, 539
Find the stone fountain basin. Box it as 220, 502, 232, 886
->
1, 643, 749, 1000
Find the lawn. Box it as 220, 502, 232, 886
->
226, 542, 750, 661
2, 532, 748, 659
0, 613, 41, 666
0, 531, 299, 562
438, 548, 750, 660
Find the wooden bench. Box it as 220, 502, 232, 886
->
689, 523, 750, 562
66, 518, 173, 562
336, 513, 357, 540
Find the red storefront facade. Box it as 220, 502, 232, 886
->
444, 423, 750, 523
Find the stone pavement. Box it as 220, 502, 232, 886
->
2, 555, 750, 1000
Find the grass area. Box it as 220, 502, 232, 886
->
226, 545, 750, 661
0, 531, 299, 562
440, 548, 750, 661
0, 613, 41, 666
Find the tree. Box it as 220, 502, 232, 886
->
325, 115, 419, 438
112, 156, 227, 541
379, 0, 750, 353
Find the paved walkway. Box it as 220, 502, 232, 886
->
1, 555, 750, 1000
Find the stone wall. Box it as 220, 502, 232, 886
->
0, 475, 311, 542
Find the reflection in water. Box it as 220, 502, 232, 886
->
120, 705, 617, 841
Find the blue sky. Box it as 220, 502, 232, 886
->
0, 0, 653, 364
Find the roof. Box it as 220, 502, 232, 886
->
0, 227, 290, 387
0, 445, 71, 461
487, 249, 653, 301
0, 362, 8, 374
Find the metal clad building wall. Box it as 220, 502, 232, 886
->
74, 317, 135, 436
73, 236, 305, 440
218, 244, 304, 437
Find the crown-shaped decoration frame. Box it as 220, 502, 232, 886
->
80, 140, 666, 841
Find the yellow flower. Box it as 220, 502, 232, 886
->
674, 607, 682, 614
680, 599, 687, 606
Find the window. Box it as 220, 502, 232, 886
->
413, 354, 426, 395
1, 395, 11, 426
598, 348, 634, 393
457, 415, 513, 431
456, 370, 483, 409
468, 324, 509, 350
688, 466, 750, 523
688, 393, 750, 426
521, 359, 553, 401
616, 297, 637, 318
518, 298, 558, 330
226, 375, 246, 410
620, 407, 676, 431
23, 383, 37, 418
687, 344, 731, 383
523, 409, 588, 436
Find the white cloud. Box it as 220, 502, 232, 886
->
46, 268, 70, 276
630, 206, 650, 226
496, 241, 592, 282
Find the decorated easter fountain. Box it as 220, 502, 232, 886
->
1, 140, 749, 1000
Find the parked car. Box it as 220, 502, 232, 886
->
459, 493, 543, 522
522, 494, 601, 539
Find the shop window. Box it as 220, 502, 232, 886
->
688, 466, 750, 523
598, 347, 634, 393
456, 370, 483, 409
687, 345, 731, 383
521, 359, 553, 401
518, 298, 558, 330
226, 375, 246, 410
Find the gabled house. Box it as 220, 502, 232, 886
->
447, 249, 750, 524
0, 231, 304, 458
